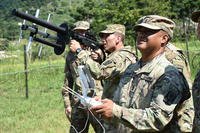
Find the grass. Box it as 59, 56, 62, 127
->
0, 56, 69, 133
0, 46, 95, 133
0, 87, 68, 133
174, 39, 200, 79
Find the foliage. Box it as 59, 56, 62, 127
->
72, 0, 173, 47
0, 0, 83, 40
169, 0, 200, 41
170, 0, 200, 19
0, 0, 51, 39
0, 38, 9, 50
0, 0, 199, 44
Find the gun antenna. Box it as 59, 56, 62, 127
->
38, 13, 52, 58
18, 11, 28, 44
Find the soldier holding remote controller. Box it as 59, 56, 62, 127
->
69, 24, 137, 132
62, 21, 104, 133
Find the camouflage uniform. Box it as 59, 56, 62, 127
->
111, 15, 193, 133
62, 51, 104, 133
165, 43, 194, 132
77, 24, 137, 100
193, 70, 200, 133
76, 24, 137, 132
61, 21, 103, 133
77, 45, 137, 132
112, 53, 191, 133
77, 45, 136, 99
165, 43, 191, 82
191, 10, 200, 133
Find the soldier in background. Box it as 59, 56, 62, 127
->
164, 42, 194, 132
165, 42, 191, 82
91, 15, 192, 132
61, 21, 104, 133
191, 10, 200, 133
69, 24, 137, 132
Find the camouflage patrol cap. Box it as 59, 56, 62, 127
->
134, 15, 175, 38
191, 10, 200, 22
73, 21, 90, 31
99, 24, 125, 36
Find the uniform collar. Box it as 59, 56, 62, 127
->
106, 45, 132, 58
134, 53, 166, 74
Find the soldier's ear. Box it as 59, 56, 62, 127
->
116, 34, 122, 44
161, 33, 169, 47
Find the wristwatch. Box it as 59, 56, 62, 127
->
76, 48, 82, 54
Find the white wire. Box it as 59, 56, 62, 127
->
64, 85, 105, 132
79, 109, 89, 133
69, 106, 89, 133
68, 106, 105, 133
88, 109, 105, 133
69, 125, 78, 133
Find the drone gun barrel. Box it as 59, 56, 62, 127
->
12, 9, 67, 34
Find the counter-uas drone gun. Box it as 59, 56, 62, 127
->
12, 9, 100, 55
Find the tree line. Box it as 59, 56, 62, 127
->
0, 0, 199, 45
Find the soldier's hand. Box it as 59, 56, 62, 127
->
93, 96, 101, 101
69, 39, 81, 53
91, 49, 103, 61
65, 105, 72, 121
90, 99, 114, 120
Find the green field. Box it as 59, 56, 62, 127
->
0, 40, 199, 133
0, 57, 69, 133
0, 42, 97, 133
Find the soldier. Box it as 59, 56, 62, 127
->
69, 24, 137, 132
91, 15, 192, 132
164, 42, 194, 132
191, 10, 200, 133
165, 42, 191, 82
61, 21, 104, 133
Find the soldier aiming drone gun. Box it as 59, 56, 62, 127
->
12, 9, 103, 108
12, 9, 101, 55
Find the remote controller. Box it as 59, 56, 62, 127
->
81, 97, 102, 107
65, 86, 102, 108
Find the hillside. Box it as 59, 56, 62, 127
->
0, 0, 83, 40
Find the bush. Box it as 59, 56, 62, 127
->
0, 38, 9, 50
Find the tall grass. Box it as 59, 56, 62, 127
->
174, 39, 200, 79
0, 46, 95, 133
0, 55, 69, 133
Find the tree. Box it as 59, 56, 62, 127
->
170, 0, 200, 41
72, 0, 172, 48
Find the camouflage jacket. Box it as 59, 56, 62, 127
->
165, 43, 194, 132
112, 53, 191, 133
77, 45, 137, 99
165, 43, 191, 83
62, 51, 103, 108
192, 70, 200, 133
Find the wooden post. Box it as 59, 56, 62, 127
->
24, 45, 28, 98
